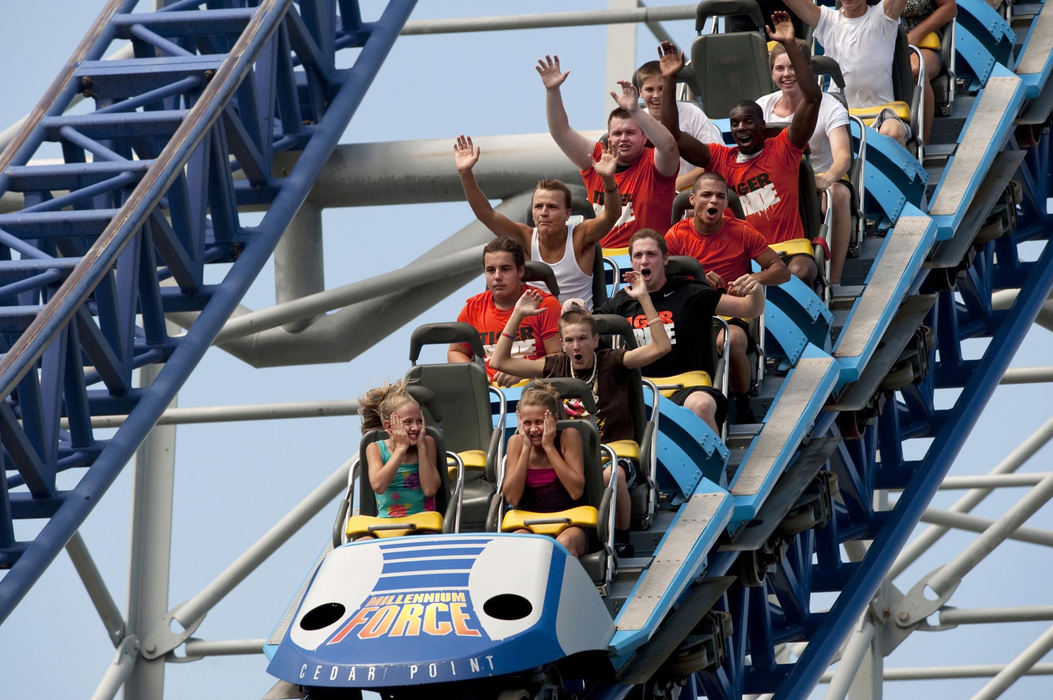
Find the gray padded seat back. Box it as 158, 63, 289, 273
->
685, 0, 772, 118
524, 260, 560, 297
407, 323, 493, 458
797, 158, 822, 240
666, 255, 708, 281
592, 314, 645, 445
591, 242, 608, 307
688, 33, 773, 118
405, 363, 492, 458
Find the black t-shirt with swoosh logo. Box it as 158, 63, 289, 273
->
594, 276, 724, 378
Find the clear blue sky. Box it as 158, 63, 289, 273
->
0, 2, 1050, 698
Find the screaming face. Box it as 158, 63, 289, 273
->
629, 236, 668, 291
691, 177, 729, 231
560, 322, 599, 372
729, 104, 766, 156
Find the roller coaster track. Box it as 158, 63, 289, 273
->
0, 0, 416, 621
1, 1, 1051, 698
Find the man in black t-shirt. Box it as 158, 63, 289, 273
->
595, 229, 764, 433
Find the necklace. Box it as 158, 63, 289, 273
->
572, 361, 599, 407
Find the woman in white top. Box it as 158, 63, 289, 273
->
755, 41, 853, 284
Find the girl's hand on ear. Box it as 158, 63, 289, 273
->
541, 410, 557, 449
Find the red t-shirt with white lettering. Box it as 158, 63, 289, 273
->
581, 143, 677, 249
455, 285, 561, 379
706, 130, 805, 244
664, 215, 770, 283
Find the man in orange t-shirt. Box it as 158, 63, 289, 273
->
538, 55, 679, 249
450, 237, 562, 386
665, 172, 789, 403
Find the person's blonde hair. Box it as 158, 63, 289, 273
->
518, 380, 563, 417
359, 380, 417, 433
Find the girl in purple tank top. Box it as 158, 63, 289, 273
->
502, 381, 587, 558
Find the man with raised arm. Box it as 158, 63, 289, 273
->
658, 12, 822, 285
782, 0, 911, 146
538, 55, 680, 250
665, 171, 789, 414
449, 237, 563, 387
489, 272, 670, 550
595, 229, 765, 434
453, 135, 621, 309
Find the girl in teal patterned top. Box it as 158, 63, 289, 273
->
359, 381, 440, 519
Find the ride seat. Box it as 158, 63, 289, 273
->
843, 28, 925, 156
499, 380, 616, 587
405, 323, 508, 530
678, 0, 774, 118
345, 426, 459, 540
593, 314, 661, 527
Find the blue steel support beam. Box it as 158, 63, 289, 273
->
775, 224, 1053, 696
0, 0, 418, 626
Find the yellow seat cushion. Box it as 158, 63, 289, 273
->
605, 439, 640, 460
502, 505, 599, 536
645, 370, 713, 397
917, 32, 940, 51
769, 237, 814, 258
448, 449, 487, 478
602, 246, 630, 257
346, 511, 443, 539
849, 101, 911, 125
459, 450, 487, 468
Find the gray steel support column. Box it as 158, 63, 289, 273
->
274, 200, 325, 333
606, 0, 638, 116
123, 361, 178, 699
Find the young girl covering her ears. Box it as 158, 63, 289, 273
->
359, 381, 441, 518
502, 380, 587, 557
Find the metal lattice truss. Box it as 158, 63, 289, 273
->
0, 0, 415, 621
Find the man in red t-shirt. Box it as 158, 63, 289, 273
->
657, 12, 821, 285
449, 237, 562, 386
538, 55, 679, 250
666, 171, 789, 399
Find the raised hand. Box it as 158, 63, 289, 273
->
766, 10, 796, 45
536, 55, 570, 90
453, 135, 480, 173
513, 287, 546, 317
541, 410, 557, 448
593, 142, 618, 179
623, 270, 647, 299
658, 41, 685, 79
610, 80, 641, 113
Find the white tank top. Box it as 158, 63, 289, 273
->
531, 216, 594, 309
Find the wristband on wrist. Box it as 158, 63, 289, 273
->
501, 331, 515, 340
647, 318, 663, 326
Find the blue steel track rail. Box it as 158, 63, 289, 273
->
0, 0, 416, 623
658, 2, 1053, 698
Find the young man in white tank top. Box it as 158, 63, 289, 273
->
454, 135, 623, 309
